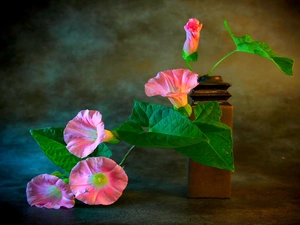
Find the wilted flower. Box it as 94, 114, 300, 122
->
144, 68, 199, 108
64, 109, 118, 158
183, 18, 203, 57
26, 174, 75, 209
69, 157, 128, 205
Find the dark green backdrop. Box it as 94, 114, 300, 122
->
1, 0, 299, 224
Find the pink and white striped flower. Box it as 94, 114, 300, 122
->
69, 157, 128, 205
26, 174, 75, 209
64, 110, 117, 158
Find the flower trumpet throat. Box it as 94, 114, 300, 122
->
144, 68, 199, 109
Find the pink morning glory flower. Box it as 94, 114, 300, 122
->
183, 18, 203, 56
26, 174, 75, 209
64, 109, 118, 158
144, 68, 199, 108
69, 157, 128, 205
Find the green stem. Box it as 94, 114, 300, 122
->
207, 50, 237, 76
119, 145, 135, 167
186, 60, 193, 71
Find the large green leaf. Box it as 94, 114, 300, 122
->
115, 100, 208, 148
175, 101, 234, 171
193, 100, 222, 121
30, 127, 112, 172
224, 20, 294, 76
30, 127, 79, 172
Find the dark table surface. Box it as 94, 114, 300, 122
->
1, 122, 300, 225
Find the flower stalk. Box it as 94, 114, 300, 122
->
119, 145, 135, 167
185, 61, 193, 71
207, 50, 237, 76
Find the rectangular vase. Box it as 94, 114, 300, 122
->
187, 75, 233, 198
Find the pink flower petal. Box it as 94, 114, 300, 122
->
145, 69, 199, 108
69, 157, 128, 205
26, 174, 75, 209
63, 110, 106, 158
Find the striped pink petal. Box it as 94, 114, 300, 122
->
64, 110, 106, 158
26, 174, 75, 209
69, 157, 128, 205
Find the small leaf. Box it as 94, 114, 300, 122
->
116, 100, 208, 148
224, 20, 294, 76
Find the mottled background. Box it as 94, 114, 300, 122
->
0, 0, 299, 224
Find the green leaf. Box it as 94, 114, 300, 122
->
90, 143, 113, 158
193, 101, 222, 121
224, 20, 294, 76
116, 100, 208, 148
175, 101, 234, 171
51, 171, 69, 183
30, 127, 78, 172
30, 127, 113, 172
